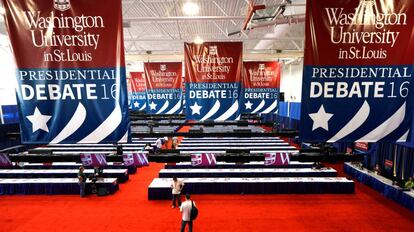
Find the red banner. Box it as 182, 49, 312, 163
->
184, 42, 242, 83
241, 61, 281, 114
3, 0, 125, 69
144, 62, 183, 114
1, 0, 130, 143
128, 72, 146, 111
304, 0, 414, 66
301, 0, 414, 142
184, 42, 243, 121
144, 62, 182, 89
242, 61, 280, 89
130, 72, 146, 92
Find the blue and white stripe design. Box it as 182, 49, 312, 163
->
17, 67, 130, 144
301, 65, 414, 142
241, 88, 279, 114
186, 82, 241, 121
129, 92, 146, 112
145, 88, 183, 115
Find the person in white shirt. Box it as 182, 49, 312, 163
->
171, 176, 184, 208
154, 138, 163, 152
180, 194, 195, 232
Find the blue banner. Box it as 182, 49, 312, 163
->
144, 62, 183, 115
2, 0, 130, 144
184, 42, 243, 121
185, 82, 240, 121
241, 62, 280, 114
301, 0, 414, 142
301, 65, 414, 142
17, 68, 130, 144
128, 72, 147, 112
129, 92, 147, 111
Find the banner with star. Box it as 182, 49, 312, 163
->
241, 61, 280, 114
301, 0, 414, 142
2, 0, 130, 144
184, 42, 242, 121
128, 72, 147, 112
144, 62, 183, 115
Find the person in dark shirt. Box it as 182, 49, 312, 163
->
94, 166, 103, 177
78, 165, 86, 198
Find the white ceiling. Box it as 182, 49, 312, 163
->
123, 0, 305, 58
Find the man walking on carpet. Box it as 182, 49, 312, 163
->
171, 176, 184, 208
180, 194, 196, 232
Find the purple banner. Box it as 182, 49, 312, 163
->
0, 153, 12, 167
80, 153, 107, 167
264, 153, 290, 166
122, 153, 149, 167
191, 153, 217, 167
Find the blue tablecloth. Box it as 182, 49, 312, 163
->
164, 163, 313, 169
344, 163, 414, 212
0, 172, 128, 183
158, 171, 337, 178
148, 178, 354, 200
0, 182, 118, 195
22, 164, 137, 174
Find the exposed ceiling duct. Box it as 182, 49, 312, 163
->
227, 0, 305, 36
249, 0, 306, 51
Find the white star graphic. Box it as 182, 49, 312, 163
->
133, 101, 139, 108
149, 101, 157, 110
190, 102, 202, 115
309, 105, 334, 131
245, 101, 253, 110
26, 107, 52, 133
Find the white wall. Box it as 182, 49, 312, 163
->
0, 34, 17, 106
280, 60, 303, 102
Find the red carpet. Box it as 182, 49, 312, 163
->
0, 163, 413, 232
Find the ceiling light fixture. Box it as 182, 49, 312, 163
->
183, 1, 200, 16
194, 36, 204, 44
